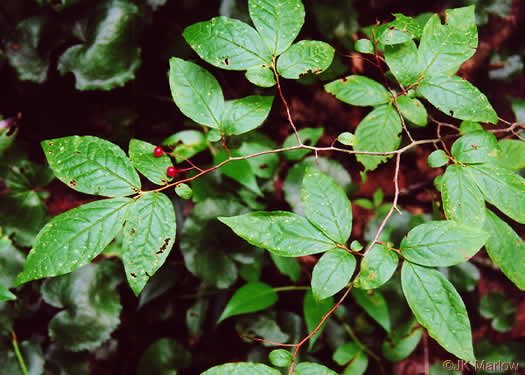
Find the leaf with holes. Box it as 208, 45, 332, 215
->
218, 282, 278, 323
484, 209, 525, 290
221, 96, 274, 135
378, 14, 421, 45
183, 17, 272, 70
41, 261, 122, 351
277, 41, 334, 79
465, 165, 525, 223
355, 104, 402, 171
219, 211, 336, 257
311, 248, 355, 300
301, 168, 352, 244
417, 74, 497, 124
325, 75, 390, 107
400, 220, 488, 267
57, 0, 141, 90
417, 6, 477, 76
401, 262, 475, 362
42, 136, 141, 197
357, 244, 398, 289
304, 290, 333, 350
128, 139, 173, 186
122, 192, 176, 296
249, 0, 305, 56
441, 164, 485, 226
169, 58, 224, 129
15, 197, 132, 285
352, 288, 391, 333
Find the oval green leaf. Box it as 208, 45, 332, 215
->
175, 183, 193, 200
357, 244, 398, 289
42, 136, 141, 197
129, 139, 173, 186
294, 362, 338, 375
427, 149, 448, 168
396, 96, 427, 126
269, 349, 293, 367
16, 197, 133, 285
162, 130, 207, 164
301, 168, 352, 244
202, 362, 280, 375
382, 318, 423, 361
277, 41, 335, 79
400, 220, 489, 267
325, 75, 390, 107
222, 95, 274, 135
451, 130, 501, 164
401, 262, 475, 363
218, 282, 278, 323
311, 248, 355, 300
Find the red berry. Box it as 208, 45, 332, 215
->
166, 166, 177, 177
153, 146, 163, 157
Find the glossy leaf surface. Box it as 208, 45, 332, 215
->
277, 41, 335, 79
222, 96, 274, 135
202, 363, 279, 375
357, 244, 398, 289
129, 139, 173, 185
312, 248, 355, 300
325, 75, 390, 107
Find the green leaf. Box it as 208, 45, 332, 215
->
57, 0, 141, 90
417, 6, 477, 76
509, 96, 525, 124
355, 39, 374, 54
337, 132, 356, 146
0, 118, 18, 156
301, 168, 352, 244
269, 349, 293, 367
183, 16, 272, 70
219, 211, 336, 257
417, 74, 497, 124
352, 288, 390, 333
294, 362, 338, 375
479, 292, 515, 332
465, 165, 525, 223
122, 192, 176, 296
186, 298, 208, 338
459, 120, 483, 134
384, 40, 420, 87
333, 342, 368, 375
494, 139, 525, 170
5, 16, 50, 83
0, 235, 25, 288
400, 220, 488, 267
16, 198, 132, 285
0, 286, 16, 302
248, 0, 304, 56
42, 136, 141, 197
382, 318, 423, 361
303, 290, 333, 350
378, 14, 421, 45
427, 150, 449, 167
396, 96, 427, 126
354, 104, 402, 171
162, 130, 207, 164
277, 41, 335, 79
138, 338, 191, 374
181, 199, 250, 288
283, 156, 352, 214
169, 57, 224, 129
129, 139, 173, 185
245, 64, 276, 87
237, 314, 288, 346
484, 209, 525, 290
202, 363, 280, 375
238, 135, 279, 178
218, 282, 278, 323
222, 96, 274, 135
444, 262, 480, 293
451, 130, 501, 164
311, 249, 355, 300
357, 244, 398, 289
270, 253, 301, 282
324, 75, 390, 107
282, 128, 323, 160
214, 149, 262, 196
41, 261, 122, 351
401, 262, 475, 362
175, 183, 193, 200
441, 164, 485, 226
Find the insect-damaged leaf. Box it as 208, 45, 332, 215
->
42, 136, 141, 197
122, 192, 176, 296
401, 262, 475, 363
277, 41, 335, 79
16, 198, 132, 285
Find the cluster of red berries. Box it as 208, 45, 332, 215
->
154, 146, 178, 177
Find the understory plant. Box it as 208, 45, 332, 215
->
2, 0, 525, 374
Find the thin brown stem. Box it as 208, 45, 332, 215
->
221, 133, 231, 159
